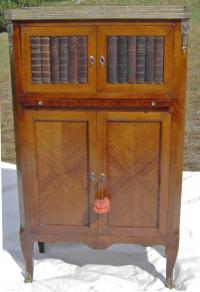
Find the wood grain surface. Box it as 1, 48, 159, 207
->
8, 18, 189, 285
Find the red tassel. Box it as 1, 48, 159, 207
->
93, 197, 110, 214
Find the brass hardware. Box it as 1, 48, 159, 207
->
100, 173, 106, 182
182, 19, 190, 53
89, 55, 95, 65
166, 274, 174, 289
38, 100, 43, 106
89, 171, 96, 181
100, 56, 105, 66
151, 101, 156, 107
24, 272, 33, 283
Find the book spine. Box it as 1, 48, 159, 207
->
117, 36, 128, 83
50, 37, 59, 83
59, 37, 69, 83
107, 36, 117, 83
40, 36, 50, 83
77, 36, 87, 83
145, 36, 155, 83
68, 36, 78, 83
154, 36, 164, 83
127, 36, 136, 84
136, 36, 146, 83
30, 36, 41, 83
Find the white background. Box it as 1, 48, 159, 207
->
1, 162, 200, 291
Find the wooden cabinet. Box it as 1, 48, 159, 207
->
5, 5, 190, 288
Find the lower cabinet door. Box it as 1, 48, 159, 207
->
98, 111, 171, 237
25, 110, 98, 235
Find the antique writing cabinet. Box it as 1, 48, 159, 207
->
5, 6, 190, 287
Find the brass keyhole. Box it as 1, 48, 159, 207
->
89, 56, 95, 65
100, 56, 105, 66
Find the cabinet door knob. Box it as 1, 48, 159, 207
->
100, 56, 105, 66
89, 55, 95, 65
89, 171, 96, 181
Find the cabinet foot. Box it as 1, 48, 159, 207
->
24, 271, 33, 283
166, 273, 174, 289
166, 237, 179, 289
20, 230, 34, 282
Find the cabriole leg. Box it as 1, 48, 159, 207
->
20, 230, 34, 283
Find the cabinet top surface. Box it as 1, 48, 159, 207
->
4, 5, 191, 21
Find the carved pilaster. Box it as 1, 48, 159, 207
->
182, 19, 190, 53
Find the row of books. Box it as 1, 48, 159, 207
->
107, 36, 164, 84
31, 36, 88, 84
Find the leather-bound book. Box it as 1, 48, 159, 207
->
30, 36, 41, 83
68, 36, 78, 83
145, 36, 155, 83
107, 36, 117, 83
136, 36, 146, 83
77, 36, 87, 83
117, 36, 128, 83
50, 37, 59, 83
127, 36, 136, 84
40, 36, 50, 83
59, 37, 69, 83
154, 36, 164, 83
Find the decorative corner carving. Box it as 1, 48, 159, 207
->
182, 19, 190, 53
6, 21, 13, 54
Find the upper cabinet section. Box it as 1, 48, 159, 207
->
20, 22, 176, 99
6, 6, 189, 100
20, 25, 97, 94
97, 24, 174, 97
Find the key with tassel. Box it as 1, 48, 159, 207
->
93, 173, 110, 214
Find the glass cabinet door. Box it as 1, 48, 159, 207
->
97, 24, 175, 98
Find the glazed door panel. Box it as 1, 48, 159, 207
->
97, 24, 174, 98
25, 110, 98, 235
98, 111, 171, 237
21, 25, 96, 94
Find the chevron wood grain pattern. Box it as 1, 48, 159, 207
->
35, 121, 88, 226
24, 110, 98, 235
97, 111, 171, 237
107, 121, 160, 228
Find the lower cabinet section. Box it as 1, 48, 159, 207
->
24, 110, 171, 238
